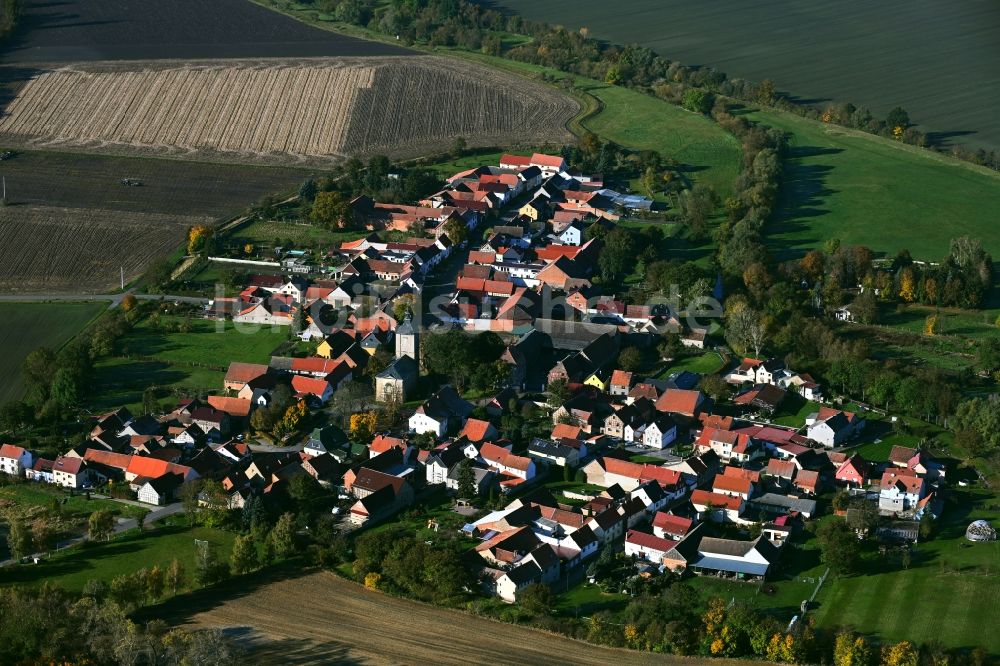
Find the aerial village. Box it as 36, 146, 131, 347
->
0, 153, 950, 603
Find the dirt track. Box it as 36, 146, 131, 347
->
188, 571, 769, 665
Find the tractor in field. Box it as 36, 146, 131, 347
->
120, 178, 142, 186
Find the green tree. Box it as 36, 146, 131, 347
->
443, 215, 468, 245
682, 88, 713, 115
817, 518, 861, 575
7, 519, 31, 560
519, 583, 554, 615
311, 191, 350, 229
886, 107, 910, 130
598, 228, 637, 283
617, 347, 644, 373
88, 510, 114, 542
455, 459, 477, 500
268, 512, 298, 560
230, 534, 257, 575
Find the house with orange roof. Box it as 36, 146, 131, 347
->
690, 489, 746, 523
290, 374, 336, 404
224, 362, 269, 391
793, 469, 821, 496
458, 418, 499, 443
655, 389, 706, 418
0, 444, 33, 477
609, 369, 634, 396
712, 472, 755, 500
652, 512, 694, 541
479, 442, 536, 482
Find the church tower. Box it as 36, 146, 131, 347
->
395, 310, 419, 363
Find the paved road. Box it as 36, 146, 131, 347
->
0, 292, 210, 309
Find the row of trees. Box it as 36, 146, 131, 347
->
0, 584, 239, 665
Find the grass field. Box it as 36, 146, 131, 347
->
0, 302, 105, 403
489, 0, 1000, 153
1, 524, 234, 593
812, 488, 1000, 652
89, 315, 289, 410
743, 107, 1000, 262
658, 351, 726, 378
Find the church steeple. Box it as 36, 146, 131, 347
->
395, 309, 418, 364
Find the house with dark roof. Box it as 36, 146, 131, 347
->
663, 524, 782, 580
408, 385, 474, 437
137, 472, 184, 505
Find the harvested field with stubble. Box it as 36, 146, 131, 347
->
0, 206, 199, 293
0, 57, 577, 164
184, 572, 768, 666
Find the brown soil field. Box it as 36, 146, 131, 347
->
185, 571, 769, 666
0, 205, 200, 293
0, 56, 577, 165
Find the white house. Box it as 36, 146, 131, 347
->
879, 471, 926, 514
625, 530, 677, 563
25, 458, 55, 483
480, 443, 536, 481
557, 220, 585, 246
806, 407, 864, 447
52, 456, 89, 489
0, 444, 33, 477
137, 473, 183, 506
642, 415, 678, 450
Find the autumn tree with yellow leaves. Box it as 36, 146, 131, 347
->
350, 410, 378, 443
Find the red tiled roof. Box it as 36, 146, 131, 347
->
291, 375, 332, 398
291, 357, 340, 375
83, 449, 132, 470
610, 369, 633, 388
655, 389, 703, 416
531, 153, 566, 168
0, 444, 26, 459
126, 455, 193, 480
459, 418, 495, 443
551, 423, 583, 440
206, 396, 252, 417
370, 434, 407, 454
626, 529, 677, 553
691, 489, 743, 511
652, 512, 693, 536
53, 455, 84, 475
712, 473, 753, 496
224, 362, 269, 385
722, 466, 760, 483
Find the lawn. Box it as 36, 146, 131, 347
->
744, 107, 1000, 263
0, 524, 235, 593
88, 314, 289, 410
0, 302, 106, 403
659, 351, 726, 378
812, 488, 1000, 652
555, 582, 629, 618
771, 395, 820, 428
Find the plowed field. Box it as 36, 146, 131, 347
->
186, 571, 768, 666
0, 57, 577, 164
